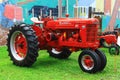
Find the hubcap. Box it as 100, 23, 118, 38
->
110, 47, 117, 55
10, 31, 27, 61
81, 55, 94, 70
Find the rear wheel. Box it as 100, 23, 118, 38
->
7, 24, 39, 67
78, 50, 101, 73
95, 49, 107, 71
48, 48, 71, 59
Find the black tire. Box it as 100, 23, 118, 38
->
78, 50, 101, 73
95, 49, 107, 71
7, 23, 39, 67
109, 44, 119, 55
48, 48, 72, 59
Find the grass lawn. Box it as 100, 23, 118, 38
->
0, 46, 120, 80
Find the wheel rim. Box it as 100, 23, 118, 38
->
51, 48, 62, 54
81, 55, 94, 70
10, 31, 27, 61
110, 47, 117, 55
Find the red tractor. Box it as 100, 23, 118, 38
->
7, 16, 117, 73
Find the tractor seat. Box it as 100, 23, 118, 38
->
31, 17, 44, 24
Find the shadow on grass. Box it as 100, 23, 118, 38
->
32, 56, 75, 68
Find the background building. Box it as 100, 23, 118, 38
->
0, 0, 120, 31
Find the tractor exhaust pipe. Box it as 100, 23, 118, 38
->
58, 0, 62, 18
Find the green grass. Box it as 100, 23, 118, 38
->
0, 46, 120, 80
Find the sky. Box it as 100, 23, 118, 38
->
78, 0, 95, 6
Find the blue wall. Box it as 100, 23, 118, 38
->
0, 0, 76, 27
21, 0, 75, 23
102, 16, 120, 31
21, 0, 59, 24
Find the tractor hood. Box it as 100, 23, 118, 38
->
46, 18, 99, 30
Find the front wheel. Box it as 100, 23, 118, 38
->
48, 48, 72, 59
78, 50, 101, 73
7, 24, 39, 67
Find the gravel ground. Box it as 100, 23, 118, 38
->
0, 26, 9, 46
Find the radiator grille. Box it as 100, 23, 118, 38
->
86, 25, 98, 42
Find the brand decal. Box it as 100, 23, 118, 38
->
59, 21, 71, 25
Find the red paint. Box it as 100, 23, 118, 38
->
31, 17, 100, 51
30, 16, 117, 52
84, 56, 94, 68
15, 33, 27, 58
100, 34, 117, 44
